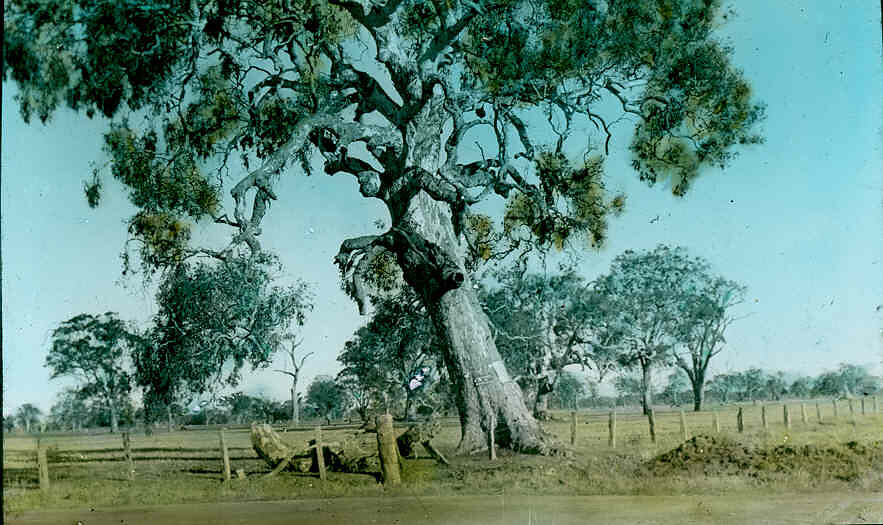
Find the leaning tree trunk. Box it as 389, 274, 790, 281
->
393, 193, 551, 454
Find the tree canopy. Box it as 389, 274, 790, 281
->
135, 253, 313, 411
6, 0, 764, 454
46, 312, 140, 433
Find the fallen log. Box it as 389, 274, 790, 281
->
251, 423, 380, 475
396, 420, 448, 465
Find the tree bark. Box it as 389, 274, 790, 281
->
166, 404, 173, 433
109, 400, 119, 434
394, 193, 552, 454
640, 361, 653, 416
692, 371, 705, 412
291, 380, 300, 425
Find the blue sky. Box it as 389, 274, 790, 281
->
3, 1, 881, 414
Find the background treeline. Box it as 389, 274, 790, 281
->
5, 362, 878, 434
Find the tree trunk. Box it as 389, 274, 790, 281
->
290, 386, 298, 425
640, 361, 653, 416
109, 401, 119, 434
166, 404, 173, 432
394, 193, 551, 454
692, 371, 705, 412
533, 391, 552, 420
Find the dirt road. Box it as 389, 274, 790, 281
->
6, 493, 882, 524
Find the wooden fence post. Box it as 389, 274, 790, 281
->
737, 407, 744, 433
647, 409, 657, 444
315, 426, 327, 481
570, 411, 577, 446
712, 410, 720, 433
219, 428, 231, 482
783, 405, 791, 430
679, 410, 688, 442
832, 399, 839, 418
800, 403, 807, 425
122, 432, 134, 481
375, 415, 400, 485
861, 398, 866, 416
848, 399, 855, 425
761, 404, 768, 429
36, 446, 50, 491
608, 411, 616, 448
816, 402, 822, 423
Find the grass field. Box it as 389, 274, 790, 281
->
4, 401, 881, 515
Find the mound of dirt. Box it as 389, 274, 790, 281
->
647, 435, 882, 481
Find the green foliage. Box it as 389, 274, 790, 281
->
4, 0, 191, 122
812, 364, 880, 398
5, 0, 764, 278
337, 287, 444, 418
552, 371, 586, 410
305, 375, 345, 423
14, 403, 43, 433
136, 254, 313, 400
46, 312, 139, 430
482, 265, 619, 392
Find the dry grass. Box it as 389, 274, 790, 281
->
3, 402, 881, 513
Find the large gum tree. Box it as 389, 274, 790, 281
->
5, 0, 763, 453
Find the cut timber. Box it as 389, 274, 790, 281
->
396, 420, 449, 466
251, 423, 380, 476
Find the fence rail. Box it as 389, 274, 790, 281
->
5, 397, 880, 491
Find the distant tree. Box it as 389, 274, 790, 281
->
613, 373, 646, 407
672, 269, 746, 411
812, 364, 880, 398
3, 415, 15, 433
789, 376, 813, 399
47, 312, 140, 433
5, 0, 763, 455
337, 289, 441, 420
483, 266, 618, 419
593, 246, 708, 415
305, 376, 345, 424
553, 371, 586, 410
15, 404, 43, 433
48, 389, 92, 432
661, 368, 690, 407
706, 373, 740, 404
737, 367, 766, 402
135, 255, 312, 428
763, 371, 787, 401
222, 392, 282, 424
273, 335, 314, 425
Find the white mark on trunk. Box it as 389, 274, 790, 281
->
490, 360, 511, 384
